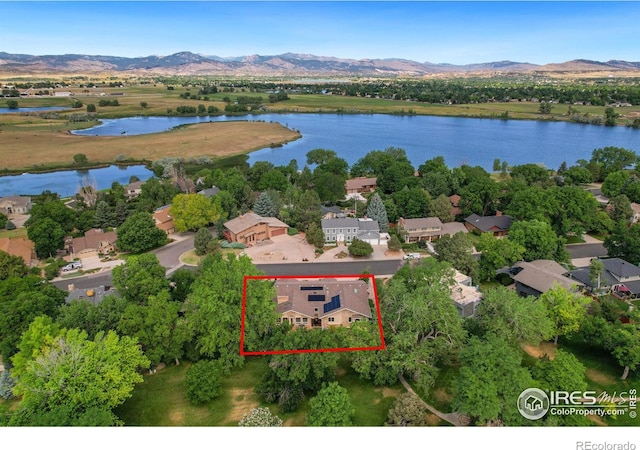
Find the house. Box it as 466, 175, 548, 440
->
274, 279, 371, 329
66, 228, 117, 259
321, 205, 344, 220
153, 205, 175, 235
345, 177, 377, 194
451, 270, 482, 318
0, 237, 35, 266
397, 217, 468, 243
197, 187, 220, 198
568, 257, 640, 298
449, 194, 462, 217
512, 260, 583, 297
223, 213, 289, 246
321, 217, 380, 245
0, 195, 32, 215
631, 203, 640, 224
464, 212, 513, 237
125, 180, 145, 200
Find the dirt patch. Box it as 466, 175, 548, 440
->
335, 366, 347, 377
424, 412, 443, 426
432, 388, 453, 405
169, 410, 185, 426
373, 386, 400, 404
224, 388, 260, 424
522, 342, 556, 359
585, 368, 616, 386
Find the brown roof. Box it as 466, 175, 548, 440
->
224, 213, 288, 235
275, 279, 371, 319
513, 260, 583, 294
449, 195, 461, 207
345, 177, 377, 191
0, 237, 34, 265
71, 229, 117, 253
402, 217, 443, 231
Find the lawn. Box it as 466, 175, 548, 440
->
0, 228, 28, 239
115, 355, 408, 426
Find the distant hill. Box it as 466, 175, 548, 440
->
1, 51, 639, 76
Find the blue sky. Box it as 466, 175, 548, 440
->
1, 2, 639, 64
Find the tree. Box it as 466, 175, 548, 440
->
94, 200, 115, 230
185, 254, 278, 370
454, 333, 534, 426
10, 321, 149, 425
0, 250, 29, 280
293, 190, 321, 231
305, 222, 325, 249
0, 369, 16, 400
239, 407, 283, 427
393, 187, 431, 219
27, 217, 65, 258
348, 238, 373, 257
140, 101, 148, 109
475, 287, 554, 346
539, 101, 552, 114
253, 191, 277, 217
366, 193, 389, 232
170, 193, 220, 232
433, 232, 478, 277
588, 259, 605, 291
184, 359, 223, 405
387, 234, 402, 252
194, 227, 213, 256
604, 222, 640, 265
73, 153, 88, 165
531, 349, 587, 394
0, 212, 6, 229
539, 285, 591, 344
386, 392, 429, 426
590, 146, 637, 181
116, 211, 167, 253
601, 170, 630, 198
306, 382, 354, 426
604, 107, 618, 127
112, 253, 169, 304
6, 99, 18, 109
86, 103, 96, 113
508, 219, 569, 263
476, 232, 525, 281
428, 193, 454, 223
608, 194, 634, 223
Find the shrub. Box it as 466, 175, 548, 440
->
348, 238, 373, 257
239, 407, 283, 427
184, 360, 223, 405
387, 234, 402, 252
495, 272, 513, 286
287, 227, 299, 236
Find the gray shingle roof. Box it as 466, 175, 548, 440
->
275, 279, 371, 318
465, 213, 513, 232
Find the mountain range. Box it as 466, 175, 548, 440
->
1, 51, 640, 76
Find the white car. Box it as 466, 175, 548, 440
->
62, 261, 83, 272
403, 252, 420, 260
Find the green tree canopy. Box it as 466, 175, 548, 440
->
306, 382, 355, 426
539, 285, 591, 344
253, 191, 277, 217
170, 193, 220, 232
366, 192, 389, 232
112, 253, 169, 304
476, 232, 525, 281
508, 219, 569, 263
116, 211, 167, 253
0, 250, 29, 280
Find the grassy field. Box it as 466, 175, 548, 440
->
114, 355, 407, 427
0, 120, 300, 171
0, 228, 28, 239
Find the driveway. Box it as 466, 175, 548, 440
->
243, 234, 316, 263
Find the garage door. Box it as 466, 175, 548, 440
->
271, 227, 286, 237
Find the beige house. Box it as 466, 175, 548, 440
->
223, 213, 289, 246
275, 279, 372, 329
66, 228, 117, 259
398, 217, 468, 243
153, 205, 175, 235
345, 177, 377, 194
451, 270, 482, 318
0, 196, 32, 215
0, 237, 36, 266
513, 260, 583, 297
125, 180, 145, 200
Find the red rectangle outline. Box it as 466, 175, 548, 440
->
240, 274, 386, 356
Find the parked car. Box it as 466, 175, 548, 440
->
62, 261, 83, 272
403, 252, 421, 260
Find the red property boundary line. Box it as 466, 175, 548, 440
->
240, 274, 386, 356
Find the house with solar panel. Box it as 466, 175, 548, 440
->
274, 279, 372, 329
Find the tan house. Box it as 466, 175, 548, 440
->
513, 260, 583, 297
66, 228, 117, 259
451, 270, 482, 318
398, 217, 468, 243
275, 279, 371, 329
345, 177, 377, 194
223, 213, 289, 246
153, 205, 175, 235
0, 237, 36, 266
464, 212, 513, 237
125, 180, 145, 200
0, 196, 32, 215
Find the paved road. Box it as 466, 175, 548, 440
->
151, 233, 195, 272
566, 243, 608, 259
256, 259, 404, 276
53, 272, 114, 291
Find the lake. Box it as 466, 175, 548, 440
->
0, 106, 72, 114
72, 113, 640, 170
3, 113, 640, 197
0, 165, 153, 198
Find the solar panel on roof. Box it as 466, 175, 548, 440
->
323, 295, 341, 313
300, 286, 324, 291
308, 294, 326, 302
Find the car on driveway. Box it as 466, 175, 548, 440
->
403, 252, 420, 260
62, 261, 82, 272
